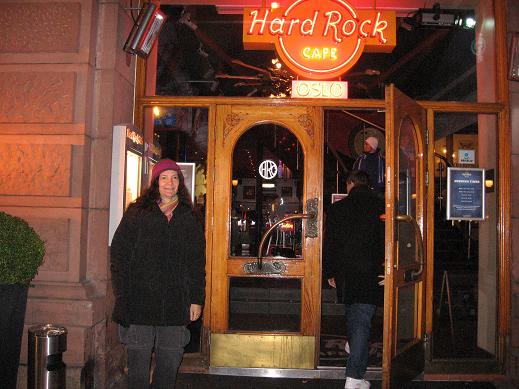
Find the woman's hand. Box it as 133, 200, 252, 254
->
190, 304, 203, 321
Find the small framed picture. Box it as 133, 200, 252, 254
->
331, 193, 347, 203
178, 162, 196, 202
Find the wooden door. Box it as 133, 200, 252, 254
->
382, 85, 428, 388
209, 103, 323, 369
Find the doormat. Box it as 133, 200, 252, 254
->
319, 334, 382, 367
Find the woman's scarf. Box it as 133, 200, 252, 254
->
159, 197, 179, 221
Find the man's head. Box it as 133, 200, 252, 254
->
346, 170, 371, 193
363, 136, 379, 153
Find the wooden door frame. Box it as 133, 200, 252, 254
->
135, 95, 508, 378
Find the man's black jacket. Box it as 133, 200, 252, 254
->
323, 185, 384, 306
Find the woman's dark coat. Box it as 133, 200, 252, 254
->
110, 202, 206, 327
322, 185, 384, 306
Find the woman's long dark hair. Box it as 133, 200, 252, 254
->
132, 169, 193, 211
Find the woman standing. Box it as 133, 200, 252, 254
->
110, 159, 206, 389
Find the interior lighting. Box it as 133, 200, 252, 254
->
464, 16, 477, 29
271, 2, 280, 9
262, 183, 276, 188
153, 106, 160, 116
275, 62, 282, 69
485, 179, 494, 188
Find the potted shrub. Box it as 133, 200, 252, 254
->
0, 211, 45, 389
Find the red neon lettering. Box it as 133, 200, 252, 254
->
324, 11, 343, 42
270, 17, 285, 34
342, 19, 356, 36
359, 19, 371, 38
372, 12, 388, 42
248, 9, 269, 35
243, 0, 396, 80
300, 11, 318, 35
287, 18, 300, 35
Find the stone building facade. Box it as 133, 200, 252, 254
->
0, 0, 518, 388
0, 1, 133, 387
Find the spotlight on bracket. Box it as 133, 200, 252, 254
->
124, 2, 167, 58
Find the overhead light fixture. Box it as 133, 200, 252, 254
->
404, 3, 476, 30
124, 2, 167, 58
262, 183, 275, 189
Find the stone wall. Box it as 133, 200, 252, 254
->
509, 0, 519, 386
0, 1, 135, 388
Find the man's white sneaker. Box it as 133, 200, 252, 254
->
344, 376, 371, 389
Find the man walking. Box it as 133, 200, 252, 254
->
323, 170, 385, 389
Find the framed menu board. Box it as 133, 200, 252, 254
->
446, 167, 485, 221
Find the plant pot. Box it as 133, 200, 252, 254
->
0, 283, 29, 389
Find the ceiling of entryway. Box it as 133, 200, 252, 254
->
154, 0, 480, 101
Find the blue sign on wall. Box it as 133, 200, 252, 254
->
446, 167, 485, 221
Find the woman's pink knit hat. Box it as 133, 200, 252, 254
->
151, 159, 180, 182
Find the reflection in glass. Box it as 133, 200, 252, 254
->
146, 106, 209, 354
230, 124, 304, 258
150, 6, 480, 101
397, 284, 416, 352
125, 151, 142, 208
148, 106, 209, 213
229, 277, 301, 332
397, 117, 418, 267
432, 112, 497, 359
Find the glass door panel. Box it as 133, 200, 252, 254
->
229, 277, 301, 332
432, 112, 498, 360
230, 124, 304, 258
396, 284, 417, 352
397, 117, 418, 268
383, 85, 427, 389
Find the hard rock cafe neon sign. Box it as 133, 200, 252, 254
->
243, 0, 396, 80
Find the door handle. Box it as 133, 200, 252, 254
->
254, 198, 318, 271
395, 214, 424, 282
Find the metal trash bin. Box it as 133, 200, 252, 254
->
28, 324, 67, 389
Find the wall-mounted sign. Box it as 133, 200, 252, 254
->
292, 80, 348, 98
126, 127, 144, 146
447, 167, 485, 221
458, 149, 475, 164
243, 0, 396, 79
259, 159, 278, 179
